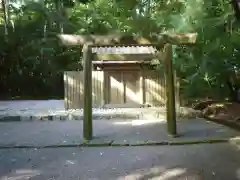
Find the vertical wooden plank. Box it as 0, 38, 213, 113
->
155, 71, 158, 106
148, 72, 151, 105
174, 72, 180, 113
100, 71, 104, 106
92, 71, 104, 107
64, 72, 67, 109
83, 45, 93, 140
92, 71, 96, 107
71, 71, 74, 109
75, 72, 78, 109
96, 71, 100, 106
68, 71, 71, 109
161, 72, 165, 107
74, 72, 77, 109
72, 72, 76, 109
78, 71, 82, 109
79, 71, 84, 108
147, 72, 151, 105
138, 70, 143, 104
144, 71, 149, 105
74, 71, 77, 109
120, 71, 124, 104
109, 73, 115, 104
119, 71, 123, 104
156, 71, 160, 106
122, 71, 126, 103
66, 71, 70, 109
95, 71, 97, 106
121, 71, 125, 104
103, 71, 109, 104
158, 71, 162, 106
78, 72, 81, 108
69, 72, 73, 109
164, 44, 177, 136
149, 71, 153, 105
116, 72, 120, 103
75, 72, 79, 109
71, 72, 74, 109
141, 70, 146, 105
109, 71, 122, 104
78, 71, 81, 109
124, 71, 139, 104
151, 72, 154, 105
107, 72, 111, 103
152, 72, 156, 107
136, 71, 140, 104
152, 72, 155, 106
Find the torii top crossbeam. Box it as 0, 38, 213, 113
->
57, 33, 197, 46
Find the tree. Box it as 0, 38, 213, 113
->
1, 0, 240, 101
1, 0, 9, 38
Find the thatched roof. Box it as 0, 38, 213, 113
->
90, 45, 157, 61
91, 45, 157, 54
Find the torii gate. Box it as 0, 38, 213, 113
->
58, 33, 197, 140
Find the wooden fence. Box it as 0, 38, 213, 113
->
64, 70, 179, 109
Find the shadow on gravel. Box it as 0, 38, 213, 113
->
0, 119, 239, 148
0, 143, 239, 180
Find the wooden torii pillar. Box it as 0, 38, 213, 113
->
58, 33, 197, 140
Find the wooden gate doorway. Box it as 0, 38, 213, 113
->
105, 70, 140, 105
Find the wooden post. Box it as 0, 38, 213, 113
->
164, 43, 177, 136
83, 44, 93, 140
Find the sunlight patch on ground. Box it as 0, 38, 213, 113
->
236, 168, 240, 179
229, 136, 240, 150
117, 167, 187, 180
0, 169, 41, 180
151, 168, 187, 180
112, 119, 165, 126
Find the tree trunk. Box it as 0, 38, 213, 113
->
1, 0, 9, 39
226, 79, 240, 102
55, 0, 64, 33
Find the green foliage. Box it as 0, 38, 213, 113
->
1, 0, 240, 101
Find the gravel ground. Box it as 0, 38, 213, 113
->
0, 100, 201, 121
0, 100, 163, 121
0, 144, 239, 180
0, 119, 239, 147
0, 101, 239, 180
